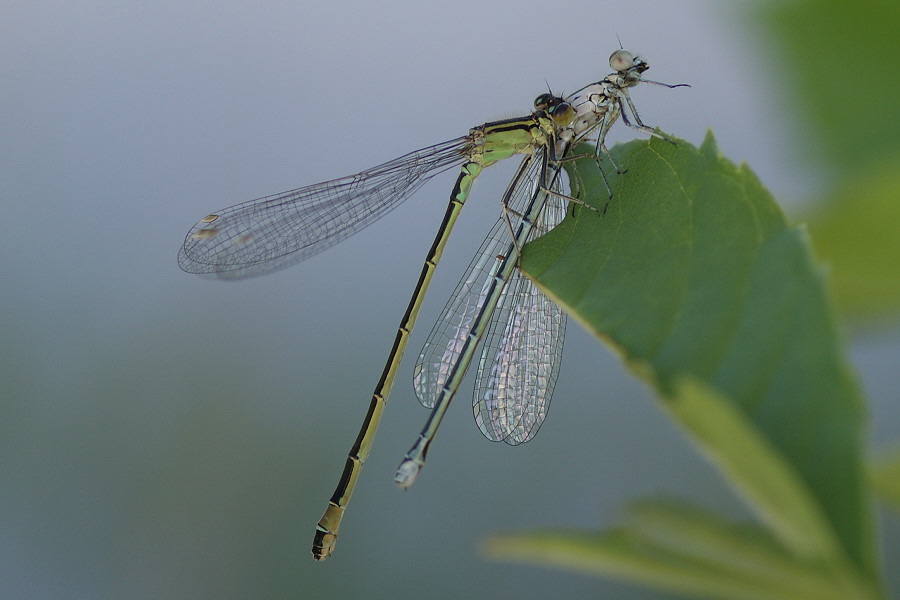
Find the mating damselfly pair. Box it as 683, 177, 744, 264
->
178, 48, 685, 560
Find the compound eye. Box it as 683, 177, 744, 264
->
550, 101, 575, 126
534, 93, 556, 110
609, 49, 634, 71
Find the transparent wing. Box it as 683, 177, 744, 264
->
412, 214, 513, 408
473, 183, 567, 445
412, 153, 542, 407
178, 136, 471, 279
413, 150, 567, 446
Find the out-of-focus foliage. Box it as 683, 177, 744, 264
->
758, 0, 900, 320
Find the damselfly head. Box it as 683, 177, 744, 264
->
533, 92, 564, 111
609, 49, 650, 78
549, 101, 576, 127
609, 49, 634, 71
533, 93, 574, 127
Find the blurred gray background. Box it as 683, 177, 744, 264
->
2, 0, 897, 598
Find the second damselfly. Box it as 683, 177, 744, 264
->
178, 48, 683, 560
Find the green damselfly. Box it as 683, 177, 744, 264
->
178, 48, 683, 560
395, 47, 688, 487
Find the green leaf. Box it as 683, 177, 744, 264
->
869, 447, 900, 510
663, 376, 841, 562
485, 500, 879, 600
520, 134, 874, 577
806, 156, 900, 319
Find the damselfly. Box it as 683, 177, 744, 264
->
178, 48, 683, 560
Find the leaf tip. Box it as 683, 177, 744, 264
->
700, 129, 719, 156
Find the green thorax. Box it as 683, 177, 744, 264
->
469, 112, 558, 169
